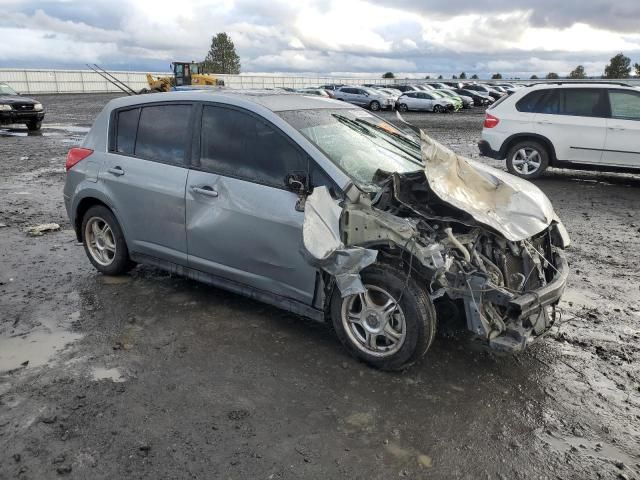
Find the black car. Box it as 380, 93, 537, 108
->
0, 83, 45, 131
453, 88, 493, 106
463, 84, 504, 100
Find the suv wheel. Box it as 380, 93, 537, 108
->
398, 103, 408, 112
506, 140, 549, 179
330, 263, 436, 371
369, 100, 381, 111
81, 205, 134, 275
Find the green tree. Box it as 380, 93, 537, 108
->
604, 53, 631, 78
530, 74, 539, 79
202, 33, 241, 74
437, 75, 443, 79
635, 63, 640, 77
424, 75, 431, 79
568, 65, 587, 79
546, 72, 560, 79
471, 74, 479, 79
459, 72, 467, 79
452, 75, 458, 79
382, 72, 395, 79
491, 73, 502, 79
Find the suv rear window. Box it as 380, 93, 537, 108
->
609, 90, 640, 120
515, 90, 548, 112
529, 88, 607, 117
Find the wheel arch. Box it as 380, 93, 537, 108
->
499, 133, 557, 164
73, 195, 127, 245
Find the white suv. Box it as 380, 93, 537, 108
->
479, 83, 640, 178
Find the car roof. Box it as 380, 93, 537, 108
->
105, 89, 352, 113
525, 82, 636, 91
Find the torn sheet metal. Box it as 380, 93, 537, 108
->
302, 187, 377, 297
420, 132, 555, 242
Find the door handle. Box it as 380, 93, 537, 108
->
608, 127, 625, 131
191, 185, 218, 197
107, 166, 124, 176
536, 121, 552, 125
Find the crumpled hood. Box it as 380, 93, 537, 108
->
420, 131, 555, 242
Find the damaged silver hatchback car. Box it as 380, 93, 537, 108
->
64, 91, 570, 370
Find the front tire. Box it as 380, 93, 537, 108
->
330, 263, 436, 371
27, 120, 42, 131
369, 100, 381, 111
398, 103, 408, 112
81, 205, 134, 275
506, 140, 549, 179
433, 104, 445, 113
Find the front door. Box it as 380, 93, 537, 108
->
101, 104, 192, 265
186, 104, 318, 304
602, 89, 640, 167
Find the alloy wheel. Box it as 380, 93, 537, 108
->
511, 148, 542, 175
341, 285, 407, 358
84, 216, 116, 266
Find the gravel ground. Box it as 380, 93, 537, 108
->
0, 94, 639, 480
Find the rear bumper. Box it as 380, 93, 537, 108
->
0, 111, 45, 125
478, 139, 502, 159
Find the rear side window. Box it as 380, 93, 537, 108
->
115, 108, 139, 154
200, 105, 307, 188
609, 90, 640, 120
561, 89, 606, 117
134, 104, 192, 164
515, 90, 548, 112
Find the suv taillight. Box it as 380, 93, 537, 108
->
483, 114, 500, 129
66, 147, 93, 171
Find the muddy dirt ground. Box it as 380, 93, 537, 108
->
1, 94, 639, 480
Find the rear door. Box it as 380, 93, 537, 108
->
602, 89, 640, 167
533, 88, 607, 163
102, 103, 191, 265
186, 104, 318, 304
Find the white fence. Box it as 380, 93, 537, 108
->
0, 69, 398, 94
1, 68, 638, 94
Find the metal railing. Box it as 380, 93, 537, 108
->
1, 68, 638, 94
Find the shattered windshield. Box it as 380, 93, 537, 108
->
0, 83, 18, 95
278, 109, 422, 191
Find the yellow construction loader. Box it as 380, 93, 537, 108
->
143, 62, 225, 92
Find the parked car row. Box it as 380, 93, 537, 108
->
306, 82, 523, 113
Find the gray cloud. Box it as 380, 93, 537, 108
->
371, 0, 640, 33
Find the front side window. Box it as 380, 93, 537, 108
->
609, 90, 640, 120
200, 105, 307, 188
278, 108, 422, 192
134, 104, 191, 164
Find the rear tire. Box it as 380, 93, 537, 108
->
433, 104, 445, 113
369, 100, 381, 111
81, 205, 135, 276
27, 120, 42, 131
330, 263, 436, 371
506, 140, 549, 179
398, 103, 408, 112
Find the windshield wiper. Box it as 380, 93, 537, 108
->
356, 119, 420, 149
332, 114, 376, 137
354, 119, 422, 164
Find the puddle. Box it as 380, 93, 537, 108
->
91, 367, 125, 382
100, 275, 131, 285
0, 329, 82, 373
540, 432, 639, 474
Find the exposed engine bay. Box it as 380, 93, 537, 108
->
303, 130, 570, 353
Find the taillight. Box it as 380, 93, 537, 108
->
65, 147, 93, 171
483, 114, 500, 129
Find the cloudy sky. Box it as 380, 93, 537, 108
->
1, 0, 639, 78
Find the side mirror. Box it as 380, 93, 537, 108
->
286, 173, 309, 212
286, 173, 307, 194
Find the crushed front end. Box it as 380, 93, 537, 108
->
304, 128, 570, 354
